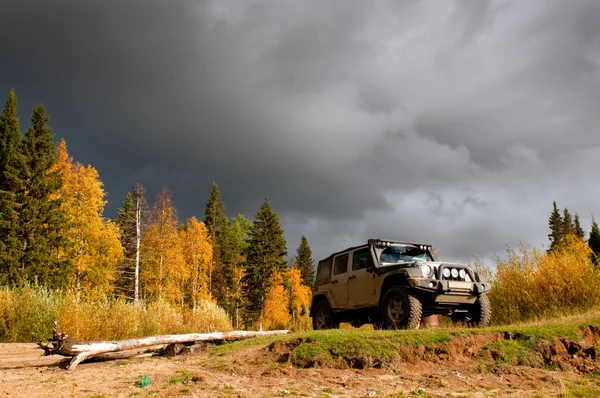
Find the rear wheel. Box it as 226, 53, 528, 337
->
312, 300, 339, 330
380, 286, 422, 329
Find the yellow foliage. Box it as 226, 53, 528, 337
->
260, 272, 291, 330
180, 217, 213, 306
142, 189, 187, 305
287, 267, 312, 331
53, 140, 124, 298
489, 235, 600, 324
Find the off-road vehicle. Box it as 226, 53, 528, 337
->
310, 239, 491, 330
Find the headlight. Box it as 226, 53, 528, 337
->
451, 268, 459, 278
459, 269, 466, 279
442, 268, 451, 278
421, 264, 432, 277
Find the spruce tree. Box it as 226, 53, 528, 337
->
203, 182, 227, 304
19, 105, 68, 288
116, 192, 137, 299
589, 216, 600, 266
295, 236, 315, 287
548, 201, 563, 252
0, 89, 24, 284
203, 182, 226, 238
242, 198, 288, 327
562, 208, 574, 238
574, 213, 585, 240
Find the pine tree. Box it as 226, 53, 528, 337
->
203, 182, 226, 238
562, 208, 574, 239
574, 213, 585, 240
203, 182, 227, 303
589, 216, 600, 266
548, 201, 563, 252
295, 236, 315, 287
116, 192, 136, 299
18, 105, 69, 288
220, 214, 251, 327
0, 89, 24, 284
242, 198, 288, 327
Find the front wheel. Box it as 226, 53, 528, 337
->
312, 300, 339, 330
380, 286, 422, 329
453, 294, 492, 327
470, 294, 492, 327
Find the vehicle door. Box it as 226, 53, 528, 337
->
348, 246, 376, 307
330, 253, 350, 307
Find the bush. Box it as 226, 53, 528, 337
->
0, 286, 232, 342
488, 235, 600, 324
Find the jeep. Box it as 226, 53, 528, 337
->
310, 238, 491, 330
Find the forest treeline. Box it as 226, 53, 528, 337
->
0, 89, 314, 333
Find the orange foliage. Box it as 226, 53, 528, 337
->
142, 189, 187, 305
287, 267, 312, 330
180, 217, 213, 307
53, 140, 123, 298
260, 272, 290, 330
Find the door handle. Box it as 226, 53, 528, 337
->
331, 279, 338, 284
348, 275, 356, 280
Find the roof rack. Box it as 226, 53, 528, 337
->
367, 238, 433, 248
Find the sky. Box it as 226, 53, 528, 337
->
1, 0, 599, 265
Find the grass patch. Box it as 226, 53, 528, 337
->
209, 308, 600, 370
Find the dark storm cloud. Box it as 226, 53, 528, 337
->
1, 0, 599, 263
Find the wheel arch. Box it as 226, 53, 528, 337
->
310, 293, 333, 317
380, 272, 410, 301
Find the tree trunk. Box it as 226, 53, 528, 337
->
38, 321, 289, 371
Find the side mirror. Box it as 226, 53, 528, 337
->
366, 266, 375, 273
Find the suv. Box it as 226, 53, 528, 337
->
310, 239, 491, 330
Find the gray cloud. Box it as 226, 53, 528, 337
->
1, 0, 599, 264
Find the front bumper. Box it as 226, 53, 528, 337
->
410, 277, 491, 296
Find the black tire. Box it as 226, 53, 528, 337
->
471, 294, 492, 327
380, 286, 422, 330
312, 300, 339, 330
453, 294, 492, 327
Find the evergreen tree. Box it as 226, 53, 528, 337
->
295, 236, 315, 287
220, 214, 251, 328
116, 192, 136, 300
19, 105, 68, 287
203, 182, 227, 303
574, 213, 585, 240
203, 182, 226, 238
0, 89, 24, 284
589, 216, 600, 266
242, 198, 287, 327
548, 201, 563, 252
562, 208, 573, 238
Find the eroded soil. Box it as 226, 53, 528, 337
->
1, 330, 600, 398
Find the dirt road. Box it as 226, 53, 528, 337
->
0, 342, 592, 397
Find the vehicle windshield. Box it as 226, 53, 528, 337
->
376, 245, 432, 264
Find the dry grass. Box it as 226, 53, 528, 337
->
0, 285, 232, 342
486, 235, 600, 325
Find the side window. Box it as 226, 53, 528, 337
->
352, 247, 373, 271
332, 253, 349, 276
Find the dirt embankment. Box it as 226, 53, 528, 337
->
2, 327, 600, 397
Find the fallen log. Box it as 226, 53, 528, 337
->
37, 321, 289, 371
